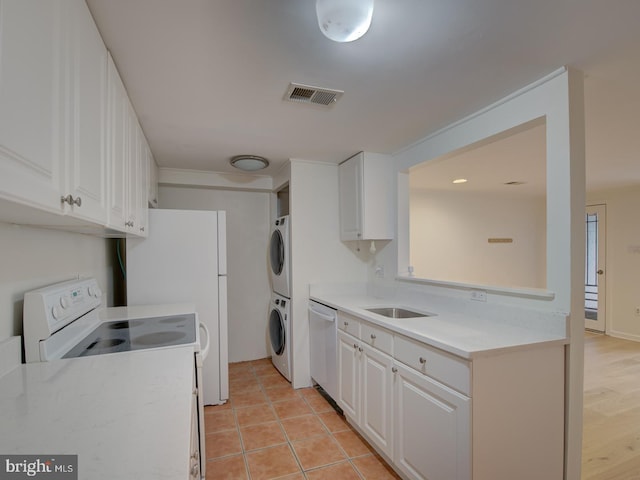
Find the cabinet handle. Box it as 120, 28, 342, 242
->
392, 367, 398, 373
353, 343, 358, 349
140, 226, 145, 232
125, 221, 135, 227
358, 347, 363, 352
60, 194, 81, 207
344, 321, 349, 327
419, 357, 427, 365
370, 333, 376, 340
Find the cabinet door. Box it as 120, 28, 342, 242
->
135, 131, 150, 237
125, 103, 140, 232
148, 154, 159, 208
337, 331, 359, 422
338, 153, 363, 241
0, 0, 64, 211
106, 54, 128, 231
394, 363, 471, 480
64, 0, 107, 223
360, 343, 393, 458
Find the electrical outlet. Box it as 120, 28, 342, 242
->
471, 290, 487, 302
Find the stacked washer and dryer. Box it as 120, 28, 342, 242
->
268, 216, 292, 381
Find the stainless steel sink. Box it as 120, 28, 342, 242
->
365, 307, 432, 319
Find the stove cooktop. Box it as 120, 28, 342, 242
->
62, 314, 197, 359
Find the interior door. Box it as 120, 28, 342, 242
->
585, 204, 606, 332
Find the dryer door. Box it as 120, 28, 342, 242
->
270, 229, 284, 276
269, 308, 285, 356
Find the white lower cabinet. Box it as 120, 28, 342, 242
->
337, 329, 394, 459
394, 361, 470, 480
336, 313, 564, 480
360, 343, 394, 458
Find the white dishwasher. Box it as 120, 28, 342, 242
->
308, 300, 338, 401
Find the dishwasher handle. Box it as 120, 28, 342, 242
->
308, 305, 336, 322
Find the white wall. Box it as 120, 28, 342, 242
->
587, 187, 640, 340
159, 186, 271, 363
0, 222, 112, 340
289, 160, 370, 388
410, 189, 546, 288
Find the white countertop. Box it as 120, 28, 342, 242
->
0, 346, 194, 479
310, 290, 568, 359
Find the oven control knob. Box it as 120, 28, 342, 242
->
88, 285, 102, 298
51, 305, 63, 320
60, 295, 71, 309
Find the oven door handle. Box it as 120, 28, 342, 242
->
199, 322, 211, 360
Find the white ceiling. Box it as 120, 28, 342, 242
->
85, 0, 640, 190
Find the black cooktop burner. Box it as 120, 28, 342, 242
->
63, 314, 197, 359
87, 339, 126, 350
107, 320, 146, 329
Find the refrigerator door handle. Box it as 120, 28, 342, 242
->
199, 322, 211, 360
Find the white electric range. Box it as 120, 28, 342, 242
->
22, 277, 209, 480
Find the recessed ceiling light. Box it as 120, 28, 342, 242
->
452, 178, 468, 184
230, 155, 269, 171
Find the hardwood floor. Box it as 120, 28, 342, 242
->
582, 332, 640, 480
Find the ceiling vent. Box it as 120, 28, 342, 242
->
284, 83, 344, 107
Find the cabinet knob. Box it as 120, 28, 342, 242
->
358, 347, 363, 352
140, 226, 145, 232
60, 194, 81, 207
353, 343, 358, 349
419, 357, 427, 365
370, 333, 376, 340
344, 321, 349, 327
392, 367, 398, 373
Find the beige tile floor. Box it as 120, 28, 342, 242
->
204, 358, 400, 480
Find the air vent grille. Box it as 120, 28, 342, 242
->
284, 83, 343, 107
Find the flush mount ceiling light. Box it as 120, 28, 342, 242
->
316, 0, 374, 43
452, 178, 468, 184
230, 155, 269, 171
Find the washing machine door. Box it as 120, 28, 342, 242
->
270, 229, 284, 276
269, 308, 285, 356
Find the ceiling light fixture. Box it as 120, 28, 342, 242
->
316, 0, 374, 43
230, 155, 269, 172
452, 178, 468, 184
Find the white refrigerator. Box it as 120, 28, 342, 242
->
126, 209, 228, 405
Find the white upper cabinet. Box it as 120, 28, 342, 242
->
106, 53, 128, 232
0, 0, 65, 212
62, 0, 108, 223
339, 152, 394, 241
106, 53, 149, 238
0, 0, 108, 224
0, 1, 148, 236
